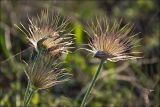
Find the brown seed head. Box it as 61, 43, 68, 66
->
23, 54, 71, 90
85, 17, 141, 62
16, 10, 74, 56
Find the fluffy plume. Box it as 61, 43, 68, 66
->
16, 10, 74, 56
23, 54, 71, 90
85, 17, 141, 62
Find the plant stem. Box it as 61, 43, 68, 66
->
24, 82, 36, 107
81, 60, 105, 107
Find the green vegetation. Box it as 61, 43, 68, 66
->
0, 0, 159, 107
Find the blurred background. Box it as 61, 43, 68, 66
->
0, 0, 160, 107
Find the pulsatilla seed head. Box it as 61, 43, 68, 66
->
85, 17, 141, 62
23, 54, 71, 90
16, 10, 74, 57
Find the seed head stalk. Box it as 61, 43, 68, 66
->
81, 60, 105, 107
24, 81, 37, 107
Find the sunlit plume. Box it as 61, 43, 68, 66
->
15, 10, 74, 56
84, 17, 141, 62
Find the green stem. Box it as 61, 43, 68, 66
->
81, 60, 105, 107
24, 82, 30, 104
24, 82, 36, 107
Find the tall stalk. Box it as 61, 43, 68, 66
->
81, 60, 105, 107
24, 82, 37, 107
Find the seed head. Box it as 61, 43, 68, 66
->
85, 17, 141, 62
16, 10, 73, 56
23, 54, 71, 90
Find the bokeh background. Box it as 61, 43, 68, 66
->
0, 0, 160, 107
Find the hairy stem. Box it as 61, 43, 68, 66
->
81, 60, 105, 107
24, 82, 36, 107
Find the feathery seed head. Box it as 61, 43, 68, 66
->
16, 10, 74, 56
24, 54, 71, 90
86, 17, 141, 62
